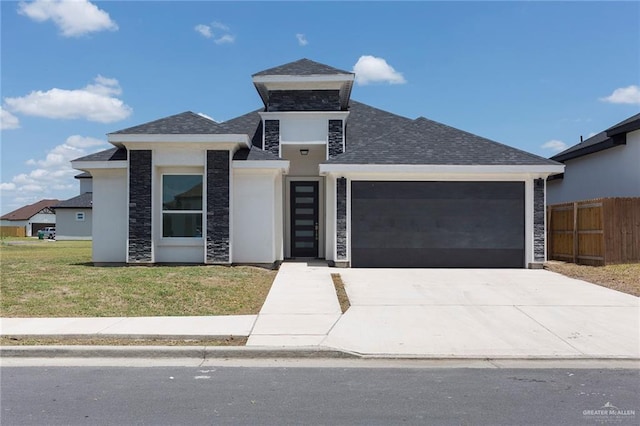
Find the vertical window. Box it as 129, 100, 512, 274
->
162, 175, 203, 238
75, 212, 85, 221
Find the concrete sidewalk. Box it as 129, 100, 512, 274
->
1, 316, 256, 340
246, 261, 341, 347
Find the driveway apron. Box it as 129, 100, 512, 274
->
322, 269, 639, 358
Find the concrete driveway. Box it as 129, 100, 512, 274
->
323, 269, 639, 358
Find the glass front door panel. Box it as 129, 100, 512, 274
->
291, 182, 319, 257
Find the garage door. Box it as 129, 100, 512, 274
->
351, 181, 524, 268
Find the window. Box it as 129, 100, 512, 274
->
75, 212, 85, 221
162, 174, 203, 238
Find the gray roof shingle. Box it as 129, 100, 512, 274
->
233, 146, 282, 161
54, 192, 92, 209
110, 111, 227, 135
219, 108, 264, 148
73, 147, 127, 162
252, 58, 353, 77
325, 101, 558, 166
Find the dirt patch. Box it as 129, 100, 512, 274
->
545, 261, 640, 297
331, 273, 351, 313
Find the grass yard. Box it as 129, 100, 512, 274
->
0, 239, 276, 317
545, 261, 640, 297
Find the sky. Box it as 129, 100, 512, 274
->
1, 0, 639, 215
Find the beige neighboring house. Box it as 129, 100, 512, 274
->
53, 173, 93, 240
0, 199, 59, 236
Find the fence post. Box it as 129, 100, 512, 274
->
547, 205, 553, 261
572, 202, 578, 264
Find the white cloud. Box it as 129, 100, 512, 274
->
1, 135, 108, 209
541, 139, 568, 153
353, 55, 406, 85
214, 34, 235, 45
195, 24, 212, 38
0, 183, 16, 191
18, 0, 118, 37
211, 21, 229, 31
195, 21, 235, 45
4, 76, 132, 123
1, 107, 20, 130
296, 33, 308, 46
600, 85, 640, 105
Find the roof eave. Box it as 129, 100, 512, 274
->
551, 136, 626, 162
319, 164, 565, 177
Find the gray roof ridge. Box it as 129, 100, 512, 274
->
252, 58, 353, 77
109, 111, 222, 135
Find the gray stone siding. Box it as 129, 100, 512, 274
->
128, 150, 153, 262
328, 120, 344, 158
336, 178, 347, 260
206, 150, 230, 263
264, 120, 279, 156
268, 90, 340, 112
533, 178, 545, 262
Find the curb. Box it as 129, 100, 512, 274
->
0, 345, 360, 359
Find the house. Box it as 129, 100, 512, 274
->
52, 173, 93, 240
547, 113, 640, 204
0, 199, 58, 236
72, 59, 563, 268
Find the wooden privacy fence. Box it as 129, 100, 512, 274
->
0, 226, 26, 237
547, 197, 640, 266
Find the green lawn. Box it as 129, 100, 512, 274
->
0, 239, 276, 317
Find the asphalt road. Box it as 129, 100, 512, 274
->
2, 365, 638, 425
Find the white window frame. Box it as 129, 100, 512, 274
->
161, 173, 204, 239
75, 212, 85, 221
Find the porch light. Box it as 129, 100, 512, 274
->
300, 149, 309, 156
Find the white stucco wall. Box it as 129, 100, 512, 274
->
232, 169, 281, 263
547, 131, 640, 204
55, 209, 92, 240
79, 179, 93, 194
281, 144, 325, 176
91, 169, 127, 262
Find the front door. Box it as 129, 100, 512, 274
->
290, 181, 319, 257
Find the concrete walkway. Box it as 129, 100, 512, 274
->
1, 316, 256, 339
246, 261, 341, 347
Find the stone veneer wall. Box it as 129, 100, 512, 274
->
533, 178, 545, 262
268, 90, 340, 112
328, 120, 344, 158
336, 177, 347, 260
128, 150, 153, 263
264, 120, 279, 157
206, 150, 230, 263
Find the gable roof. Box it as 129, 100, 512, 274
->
252, 58, 353, 77
219, 108, 264, 148
551, 113, 640, 162
109, 111, 227, 135
1, 199, 59, 221
53, 192, 92, 209
325, 101, 559, 166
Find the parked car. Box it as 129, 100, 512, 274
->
41, 227, 56, 239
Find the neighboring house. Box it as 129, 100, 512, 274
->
53, 173, 93, 240
547, 113, 640, 204
0, 199, 58, 236
72, 58, 563, 268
